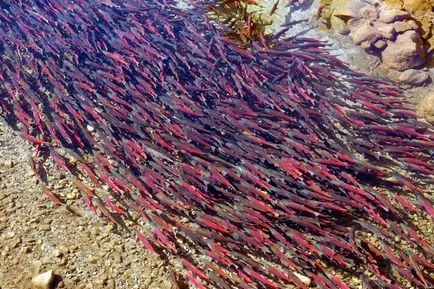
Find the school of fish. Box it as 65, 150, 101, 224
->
0, 0, 433, 288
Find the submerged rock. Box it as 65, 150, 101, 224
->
378, 9, 410, 23
381, 30, 425, 71
417, 92, 434, 122
398, 69, 430, 85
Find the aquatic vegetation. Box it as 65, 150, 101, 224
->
0, 0, 433, 288
208, 0, 270, 44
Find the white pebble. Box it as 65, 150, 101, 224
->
31, 270, 54, 289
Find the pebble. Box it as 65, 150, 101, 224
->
40, 225, 52, 231
31, 270, 54, 289
19, 246, 31, 254
106, 279, 116, 289
90, 227, 100, 236
372, 39, 386, 50
53, 183, 65, 190
10, 237, 22, 249
96, 275, 108, 285
1, 159, 14, 168
52, 249, 63, 257
66, 190, 78, 200
1, 246, 10, 257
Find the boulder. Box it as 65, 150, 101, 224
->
398, 69, 430, 85
393, 20, 419, 33
397, 30, 424, 45
374, 23, 396, 39
350, 22, 382, 46
381, 31, 425, 71
359, 6, 378, 20
330, 15, 350, 34
378, 9, 410, 23
417, 92, 434, 122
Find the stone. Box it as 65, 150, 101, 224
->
398, 69, 430, 85
52, 248, 63, 257
398, 30, 425, 49
378, 9, 410, 23
31, 270, 54, 289
374, 23, 396, 40
330, 15, 350, 34
417, 92, 434, 122
330, 0, 366, 18
359, 6, 378, 20
381, 31, 425, 71
3, 159, 13, 168
66, 190, 78, 200
393, 20, 419, 33
374, 40, 387, 50
350, 23, 382, 46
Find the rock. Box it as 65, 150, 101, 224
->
398, 30, 424, 45
350, 22, 382, 46
398, 69, 430, 85
52, 248, 63, 257
330, 0, 366, 18
374, 23, 396, 40
31, 270, 54, 289
96, 274, 108, 285
6, 231, 16, 239
393, 20, 419, 33
417, 92, 434, 122
1, 246, 10, 257
66, 190, 78, 200
378, 9, 410, 23
330, 15, 350, 34
10, 237, 21, 249
381, 31, 425, 71
0, 159, 13, 168
359, 6, 378, 20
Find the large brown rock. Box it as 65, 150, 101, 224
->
393, 20, 419, 33
330, 15, 350, 34
397, 69, 430, 85
359, 6, 378, 20
381, 31, 425, 71
378, 9, 410, 23
374, 22, 396, 39
350, 22, 382, 47
417, 92, 434, 122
